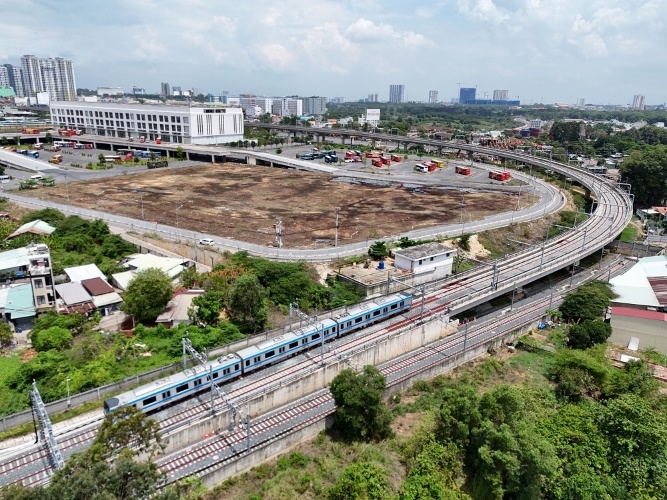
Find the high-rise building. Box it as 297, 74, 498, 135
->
428, 90, 438, 103
0, 66, 9, 89
459, 87, 476, 104
631, 94, 645, 110
367, 93, 378, 102
160, 82, 171, 97
19, 55, 76, 100
577, 98, 586, 106
132, 86, 146, 95
389, 84, 405, 103
3, 64, 25, 97
493, 89, 509, 101
301, 96, 327, 115
329, 96, 346, 104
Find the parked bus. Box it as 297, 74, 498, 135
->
103, 155, 122, 162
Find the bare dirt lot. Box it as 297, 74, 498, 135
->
24, 164, 534, 249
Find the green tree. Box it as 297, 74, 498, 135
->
149, 152, 156, 161
121, 268, 173, 324
598, 394, 667, 497
20, 207, 65, 226
276, 147, 282, 154
228, 274, 268, 333
459, 233, 471, 252
175, 146, 185, 160
189, 291, 223, 326
368, 241, 389, 259
567, 319, 612, 349
98, 153, 106, 164
619, 145, 667, 206
88, 405, 165, 462
44, 132, 53, 144
31, 326, 73, 352
328, 461, 392, 500
550, 121, 582, 143
0, 322, 13, 348
559, 281, 615, 322
329, 365, 393, 442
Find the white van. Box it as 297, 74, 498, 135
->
30, 174, 43, 181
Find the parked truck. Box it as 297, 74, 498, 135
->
381, 157, 391, 165
390, 154, 402, 162
372, 159, 383, 168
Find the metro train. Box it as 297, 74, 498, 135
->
104, 292, 413, 414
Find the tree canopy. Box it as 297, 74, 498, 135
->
329, 365, 393, 442
121, 268, 173, 324
559, 280, 615, 323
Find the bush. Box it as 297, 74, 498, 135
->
567, 320, 612, 349
32, 326, 73, 352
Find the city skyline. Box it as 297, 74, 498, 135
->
0, 0, 664, 105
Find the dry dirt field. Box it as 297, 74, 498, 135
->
25, 164, 534, 249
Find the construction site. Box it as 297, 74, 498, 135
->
20, 164, 535, 249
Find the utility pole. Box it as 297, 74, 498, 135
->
274, 217, 283, 248
64, 170, 70, 202
334, 207, 340, 247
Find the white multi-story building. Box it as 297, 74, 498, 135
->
428, 90, 438, 103
493, 89, 509, 101
49, 101, 244, 145
239, 96, 273, 115
632, 94, 645, 110
20, 55, 76, 101
271, 97, 303, 117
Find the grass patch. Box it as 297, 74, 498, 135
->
618, 224, 638, 243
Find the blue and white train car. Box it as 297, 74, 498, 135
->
237, 318, 339, 374
333, 292, 412, 336
104, 353, 242, 413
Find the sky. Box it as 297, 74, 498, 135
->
0, 0, 665, 105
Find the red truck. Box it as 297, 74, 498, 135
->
390, 154, 402, 162
372, 159, 383, 167
381, 157, 391, 165
455, 166, 471, 175
489, 171, 511, 181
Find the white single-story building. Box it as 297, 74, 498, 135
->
394, 242, 456, 276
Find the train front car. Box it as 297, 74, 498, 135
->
333, 292, 413, 337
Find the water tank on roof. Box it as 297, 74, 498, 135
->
378, 260, 385, 270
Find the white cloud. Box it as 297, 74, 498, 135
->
0, 0, 664, 102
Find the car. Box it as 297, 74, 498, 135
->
198, 238, 215, 246
344, 159, 354, 163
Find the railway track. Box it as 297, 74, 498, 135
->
0, 148, 633, 487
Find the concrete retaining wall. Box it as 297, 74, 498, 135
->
160, 319, 457, 454
185, 322, 530, 489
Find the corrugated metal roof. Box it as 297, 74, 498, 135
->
394, 242, 456, 261
0, 247, 30, 271
124, 254, 186, 278
5, 283, 36, 319
611, 256, 667, 308
111, 270, 136, 291
55, 282, 93, 305
648, 278, 667, 306
6, 220, 56, 240
64, 263, 105, 283
81, 277, 114, 296
91, 292, 122, 308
